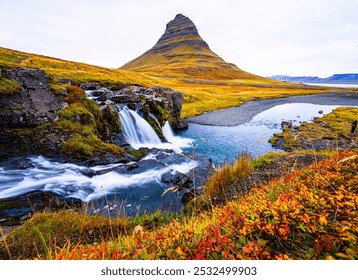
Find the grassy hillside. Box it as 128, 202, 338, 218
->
2, 47, 357, 118
0, 47, 162, 86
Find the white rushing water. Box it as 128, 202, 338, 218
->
119, 107, 193, 153
0, 105, 197, 213
119, 107, 162, 147
0, 155, 197, 201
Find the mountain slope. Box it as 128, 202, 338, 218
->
0, 47, 161, 86
121, 14, 263, 81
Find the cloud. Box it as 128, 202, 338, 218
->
0, 0, 357, 76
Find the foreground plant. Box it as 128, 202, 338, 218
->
2, 151, 354, 260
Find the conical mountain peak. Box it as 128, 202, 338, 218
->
121, 14, 261, 80
153, 14, 209, 51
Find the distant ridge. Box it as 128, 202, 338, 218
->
121, 14, 264, 80
270, 74, 358, 84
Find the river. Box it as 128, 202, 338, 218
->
1, 93, 358, 216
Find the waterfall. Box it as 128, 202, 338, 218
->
119, 107, 193, 152
119, 107, 162, 149
162, 121, 193, 149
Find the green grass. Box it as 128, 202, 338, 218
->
270, 107, 358, 150
0, 77, 20, 96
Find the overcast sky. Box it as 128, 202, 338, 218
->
0, 0, 357, 77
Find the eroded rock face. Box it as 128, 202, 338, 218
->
85, 83, 188, 130
0, 67, 67, 128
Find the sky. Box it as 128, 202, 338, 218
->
0, 0, 357, 77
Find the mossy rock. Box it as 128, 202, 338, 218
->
57, 86, 124, 159
0, 77, 20, 96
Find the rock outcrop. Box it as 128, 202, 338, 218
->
0, 190, 82, 225
83, 83, 188, 130
0, 67, 67, 128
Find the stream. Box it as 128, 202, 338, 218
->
1, 93, 358, 216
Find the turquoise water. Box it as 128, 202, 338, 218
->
177, 103, 347, 165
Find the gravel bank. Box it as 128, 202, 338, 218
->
186, 93, 358, 126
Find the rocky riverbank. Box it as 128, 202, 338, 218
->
269, 106, 358, 152
0, 66, 208, 228
187, 93, 358, 126
0, 66, 188, 162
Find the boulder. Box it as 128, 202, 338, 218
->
161, 171, 191, 187
0, 67, 67, 128
281, 120, 293, 129
80, 82, 100, 90
0, 190, 82, 225
111, 94, 141, 103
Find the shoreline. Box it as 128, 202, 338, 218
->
186, 93, 358, 126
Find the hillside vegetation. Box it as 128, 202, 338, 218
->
1, 150, 356, 260
2, 45, 356, 118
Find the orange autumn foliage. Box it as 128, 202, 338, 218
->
51, 151, 357, 260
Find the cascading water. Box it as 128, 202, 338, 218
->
0, 154, 199, 215
119, 107, 162, 148
162, 121, 193, 150
119, 107, 193, 152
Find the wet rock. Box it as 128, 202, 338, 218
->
85, 152, 131, 166
80, 82, 101, 90
99, 99, 119, 116
111, 94, 142, 103
281, 120, 293, 129
114, 163, 139, 174
91, 87, 112, 97
80, 168, 97, 177
128, 159, 165, 174
112, 132, 130, 148
161, 171, 191, 187
156, 152, 191, 165
318, 110, 323, 114
58, 78, 72, 85
0, 190, 82, 225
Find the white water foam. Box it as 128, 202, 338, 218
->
0, 156, 197, 202
119, 107, 193, 153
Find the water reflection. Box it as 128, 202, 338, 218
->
178, 103, 355, 164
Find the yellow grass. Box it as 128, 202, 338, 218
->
1, 46, 357, 119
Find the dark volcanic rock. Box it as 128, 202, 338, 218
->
145, 86, 188, 130
0, 190, 82, 225
111, 94, 142, 103
161, 172, 191, 188
0, 67, 67, 128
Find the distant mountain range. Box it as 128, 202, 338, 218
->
270, 74, 358, 84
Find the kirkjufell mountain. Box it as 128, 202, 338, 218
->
121, 14, 262, 80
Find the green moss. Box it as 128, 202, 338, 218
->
49, 83, 66, 95
0, 77, 20, 96
252, 152, 285, 168
10, 105, 24, 110
127, 149, 149, 160
145, 115, 163, 138
156, 105, 169, 124
269, 107, 358, 151
56, 86, 124, 159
